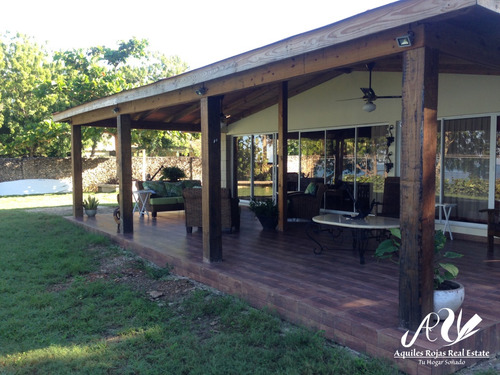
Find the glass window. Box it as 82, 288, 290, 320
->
439, 117, 490, 223
287, 133, 299, 191
253, 135, 274, 198
356, 126, 388, 212
300, 131, 325, 191
236, 135, 252, 200
496, 117, 500, 210
235, 134, 275, 200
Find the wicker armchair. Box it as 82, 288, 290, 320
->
182, 188, 240, 233
287, 183, 327, 220
479, 208, 500, 253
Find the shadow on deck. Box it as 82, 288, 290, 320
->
66, 207, 500, 375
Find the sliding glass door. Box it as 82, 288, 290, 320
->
236, 134, 275, 201
437, 116, 490, 223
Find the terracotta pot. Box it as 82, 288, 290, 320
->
434, 281, 465, 319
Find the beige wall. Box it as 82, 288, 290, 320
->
228, 72, 500, 135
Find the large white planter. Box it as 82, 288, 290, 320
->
433, 281, 465, 319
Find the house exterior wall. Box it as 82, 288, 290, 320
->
227, 72, 500, 135
227, 73, 500, 238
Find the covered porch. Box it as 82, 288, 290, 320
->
67, 208, 500, 375
53, 1, 500, 373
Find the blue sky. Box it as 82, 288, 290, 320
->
2, 0, 397, 70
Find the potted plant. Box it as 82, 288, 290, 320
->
375, 228, 464, 319
160, 166, 186, 182
249, 198, 279, 231
83, 195, 99, 217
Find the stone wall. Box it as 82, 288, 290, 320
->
0, 157, 202, 192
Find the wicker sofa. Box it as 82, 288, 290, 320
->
182, 187, 240, 233
138, 180, 201, 217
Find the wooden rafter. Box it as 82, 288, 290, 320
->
77, 118, 200, 132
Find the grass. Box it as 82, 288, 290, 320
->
0, 192, 118, 210
0, 196, 402, 374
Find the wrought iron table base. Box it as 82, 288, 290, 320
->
307, 222, 372, 264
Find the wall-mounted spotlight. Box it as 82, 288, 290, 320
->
396, 30, 414, 47
195, 85, 208, 96
113, 107, 120, 114
220, 113, 231, 123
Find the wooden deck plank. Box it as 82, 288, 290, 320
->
66, 207, 500, 375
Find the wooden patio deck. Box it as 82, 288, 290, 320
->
66, 208, 500, 375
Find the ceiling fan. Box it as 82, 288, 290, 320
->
344, 62, 402, 112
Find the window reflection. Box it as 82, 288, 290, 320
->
236, 134, 274, 200
439, 117, 490, 223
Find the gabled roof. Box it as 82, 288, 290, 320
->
53, 0, 500, 129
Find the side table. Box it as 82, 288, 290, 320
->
133, 189, 154, 216
435, 203, 457, 240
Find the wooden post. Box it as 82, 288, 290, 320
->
399, 46, 439, 330
278, 82, 288, 231
117, 114, 134, 234
201, 96, 223, 262
71, 125, 83, 218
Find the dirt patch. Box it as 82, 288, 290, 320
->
48, 247, 203, 306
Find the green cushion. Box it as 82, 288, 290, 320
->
181, 180, 202, 189
164, 182, 183, 197
149, 196, 184, 205
143, 181, 167, 196
304, 182, 318, 195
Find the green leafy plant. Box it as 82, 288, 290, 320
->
160, 166, 186, 182
375, 228, 463, 290
249, 199, 278, 218
83, 195, 99, 210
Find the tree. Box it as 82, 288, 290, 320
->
55, 37, 191, 156
0, 33, 64, 156
0, 34, 191, 157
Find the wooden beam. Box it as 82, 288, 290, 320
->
55, 0, 483, 124
117, 114, 134, 234
132, 121, 201, 132
426, 23, 500, 71
59, 23, 423, 126
161, 103, 200, 123
81, 118, 201, 132
399, 47, 439, 330
277, 82, 288, 232
71, 125, 83, 218
201, 96, 223, 262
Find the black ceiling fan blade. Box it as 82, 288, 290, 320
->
375, 95, 402, 99
360, 87, 376, 96
337, 97, 364, 101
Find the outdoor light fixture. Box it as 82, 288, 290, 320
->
113, 107, 120, 114
396, 31, 414, 47
195, 85, 208, 96
362, 101, 376, 112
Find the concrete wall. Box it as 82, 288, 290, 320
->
0, 157, 202, 192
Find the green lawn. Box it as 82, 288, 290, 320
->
0, 196, 404, 374
0, 192, 118, 210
